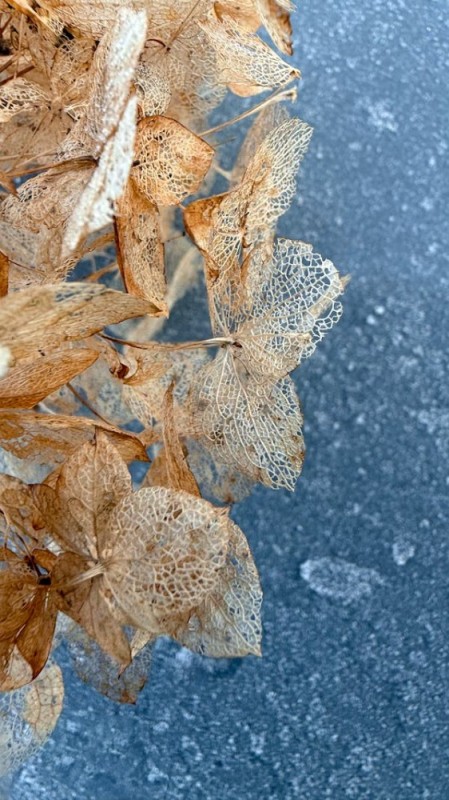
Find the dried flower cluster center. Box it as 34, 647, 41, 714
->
0, 0, 346, 776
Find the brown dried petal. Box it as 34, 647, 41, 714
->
0, 410, 150, 467
256, 0, 294, 55
234, 240, 346, 382
52, 552, 131, 667
134, 63, 171, 118
185, 118, 313, 330
66, 624, 153, 704
0, 662, 64, 777
132, 116, 214, 206
198, 14, 298, 96
160, 384, 200, 497
0, 348, 98, 408
115, 178, 167, 315
175, 519, 262, 657
102, 487, 230, 633
34, 432, 132, 559
43, 0, 148, 38
0, 567, 57, 691
189, 355, 305, 490
0, 474, 45, 540
0, 282, 154, 362
62, 95, 138, 257
0, 77, 49, 123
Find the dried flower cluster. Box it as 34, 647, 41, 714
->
0, 0, 346, 775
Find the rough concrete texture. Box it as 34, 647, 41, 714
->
8, 0, 449, 797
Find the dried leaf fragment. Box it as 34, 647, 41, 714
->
0, 549, 57, 691
147, 384, 200, 497
175, 520, 262, 657
0, 410, 150, 467
132, 116, 214, 206
0, 662, 64, 777
0, 348, 98, 408
66, 624, 153, 704
115, 178, 167, 315
62, 95, 138, 257
198, 14, 299, 96
0, 282, 156, 363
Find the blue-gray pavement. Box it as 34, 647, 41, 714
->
8, 1, 449, 797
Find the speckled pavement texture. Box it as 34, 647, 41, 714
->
7, 1, 449, 798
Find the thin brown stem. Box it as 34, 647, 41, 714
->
0, 13, 12, 37
199, 87, 297, 137
66, 382, 112, 427
85, 261, 118, 283
51, 563, 106, 592
8, 155, 95, 179
166, 0, 203, 48
100, 333, 232, 351
0, 62, 34, 85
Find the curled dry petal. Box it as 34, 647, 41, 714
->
115, 178, 167, 315
81, 8, 147, 151
0, 410, 150, 467
0, 348, 98, 408
0, 282, 156, 363
62, 95, 138, 257
0, 551, 57, 691
145, 384, 201, 497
